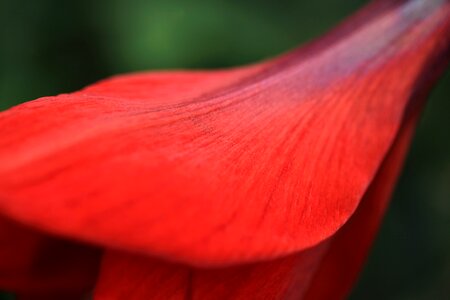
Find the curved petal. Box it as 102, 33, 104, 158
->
303, 97, 423, 299
0, 0, 449, 266
92, 85, 423, 300
0, 217, 101, 294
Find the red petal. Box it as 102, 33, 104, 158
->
0, 0, 449, 266
15, 292, 90, 300
303, 94, 424, 299
93, 243, 330, 300
91, 96, 423, 300
0, 216, 101, 294
94, 252, 190, 300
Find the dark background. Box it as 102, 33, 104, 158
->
0, 0, 449, 299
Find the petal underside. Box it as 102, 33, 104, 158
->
0, 217, 100, 294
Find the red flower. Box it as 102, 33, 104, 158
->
0, 0, 449, 299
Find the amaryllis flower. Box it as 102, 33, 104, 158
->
0, 0, 449, 299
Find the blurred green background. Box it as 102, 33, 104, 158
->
0, 0, 449, 299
